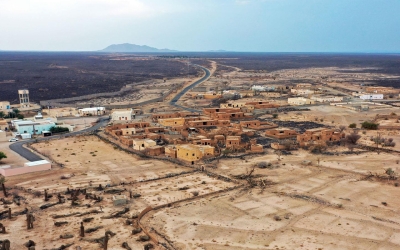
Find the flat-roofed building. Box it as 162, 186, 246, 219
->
111, 109, 134, 121
176, 144, 215, 164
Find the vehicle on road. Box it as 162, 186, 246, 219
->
9, 138, 19, 142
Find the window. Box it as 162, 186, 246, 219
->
192, 153, 195, 156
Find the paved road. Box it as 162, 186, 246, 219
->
169, 65, 211, 112
9, 117, 110, 161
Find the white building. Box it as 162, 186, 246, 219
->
311, 95, 344, 103
111, 109, 134, 121
251, 85, 275, 92
78, 107, 106, 116
291, 89, 315, 95
360, 94, 383, 100
288, 97, 315, 106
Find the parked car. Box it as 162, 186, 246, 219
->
8, 138, 18, 142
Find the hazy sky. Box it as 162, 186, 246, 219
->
0, 0, 399, 52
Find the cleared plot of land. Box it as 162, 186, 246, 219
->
145, 186, 400, 250
131, 172, 236, 207
10, 136, 189, 191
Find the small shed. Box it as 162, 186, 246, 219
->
113, 195, 128, 206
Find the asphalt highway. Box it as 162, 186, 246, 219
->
169, 64, 211, 112
9, 65, 211, 161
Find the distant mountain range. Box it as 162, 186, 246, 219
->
99, 43, 177, 53
99, 43, 231, 53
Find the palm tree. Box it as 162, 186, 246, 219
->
0, 175, 7, 197
0, 111, 4, 119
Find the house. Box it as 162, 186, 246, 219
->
288, 97, 315, 105
0, 120, 8, 131
265, 128, 298, 139
359, 94, 384, 100
0, 101, 10, 111
176, 144, 215, 164
158, 118, 185, 127
111, 109, 134, 121
226, 136, 241, 149
297, 128, 345, 147
132, 139, 157, 151
145, 146, 165, 156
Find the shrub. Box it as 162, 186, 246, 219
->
49, 126, 70, 134
349, 123, 357, 128
361, 121, 378, 130
272, 114, 278, 119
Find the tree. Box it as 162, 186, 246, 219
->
361, 121, 378, 130
272, 114, 278, 119
0, 175, 7, 197
0, 112, 4, 119
349, 123, 357, 129
346, 132, 361, 145
12, 109, 20, 115
339, 125, 346, 132
0, 152, 6, 162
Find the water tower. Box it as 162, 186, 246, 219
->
18, 89, 30, 108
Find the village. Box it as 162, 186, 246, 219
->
0, 60, 400, 249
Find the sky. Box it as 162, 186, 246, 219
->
0, 0, 399, 52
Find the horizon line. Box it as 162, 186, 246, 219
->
0, 49, 400, 54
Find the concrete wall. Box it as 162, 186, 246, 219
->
0, 160, 51, 177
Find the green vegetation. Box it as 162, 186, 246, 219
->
361, 121, 378, 130
349, 123, 357, 128
272, 114, 278, 119
50, 126, 70, 134
0, 152, 6, 162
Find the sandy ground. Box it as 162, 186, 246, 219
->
13, 136, 188, 191
144, 149, 400, 249
0, 141, 29, 167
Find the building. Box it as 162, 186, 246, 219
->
291, 89, 315, 96
111, 109, 134, 121
158, 117, 185, 127
176, 144, 215, 164
18, 89, 30, 108
296, 83, 312, 89
288, 97, 315, 106
311, 95, 344, 103
132, 139, 157, 151
0, 120, 8, 131
226, 136, 241, 149
0, 160, 51, 177
0, 101, 10, 111
12, 119, 56, 135
265, 128, 298, 139
78, 107, 106, 116
359, 94, 384, 100
297, 128, 345, 147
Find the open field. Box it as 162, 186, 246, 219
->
145, 150, 400, 250
14, 136, 189, 191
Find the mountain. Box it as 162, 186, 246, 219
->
207, 49, 230, 52
99, 43, 177, 53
